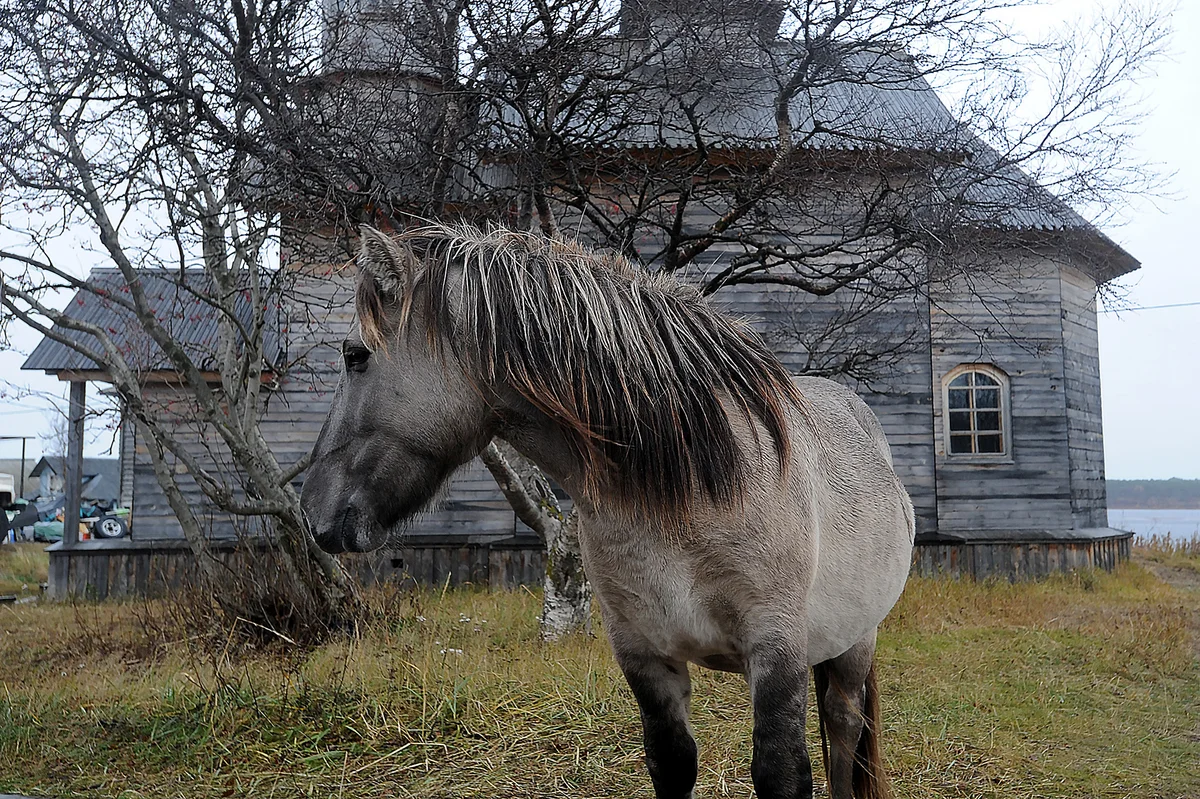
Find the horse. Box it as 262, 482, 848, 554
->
300, 224, 915, 799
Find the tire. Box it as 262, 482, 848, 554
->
94, 515, 129, 539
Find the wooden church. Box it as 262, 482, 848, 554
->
26, 0, 1134, 597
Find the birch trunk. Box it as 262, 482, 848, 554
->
540, 507, 592, 640
480, 440, 592, 640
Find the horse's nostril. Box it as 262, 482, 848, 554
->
334, 506, 359, 545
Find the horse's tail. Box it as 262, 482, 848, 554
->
853, 661, 891, 799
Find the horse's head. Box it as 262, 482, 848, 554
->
300, 227, 496, 554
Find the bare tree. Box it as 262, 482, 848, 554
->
0, 0, 368, 638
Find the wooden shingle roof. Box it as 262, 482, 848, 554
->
485, 40, 1138, 278
21, 268, 284, 375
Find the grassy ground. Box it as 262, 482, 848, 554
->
0, 542, 49, 595
1135, 535, 1200, 592
0, 546, 1196, 799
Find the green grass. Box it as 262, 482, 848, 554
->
0, 554, 1196, 798
0, 542, 49, 595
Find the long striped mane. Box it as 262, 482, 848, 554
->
359, 223, 802, 518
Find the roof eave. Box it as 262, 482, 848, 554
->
965, 225, 1141, 284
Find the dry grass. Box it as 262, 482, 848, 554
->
1137, 534, 1200, 579
0, 542, 49, 595
0, 557, 1196, 799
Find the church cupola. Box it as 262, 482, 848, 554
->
321, 0, 451, 80
620, 0, 785, 44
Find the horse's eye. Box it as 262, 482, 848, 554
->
343, 346, 371, 372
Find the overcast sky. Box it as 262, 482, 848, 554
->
1, 0, 1197, 481
1082, 0, 1200, 479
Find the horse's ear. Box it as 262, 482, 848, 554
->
357, 225, 417, 300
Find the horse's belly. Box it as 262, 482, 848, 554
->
805, 523, 911, 664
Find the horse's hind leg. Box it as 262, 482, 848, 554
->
813, 630, 890, 799
613, 647, 698, 799
747, 639, 814, 799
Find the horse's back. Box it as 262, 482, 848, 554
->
791, 376, 894, 464
789, 377, 914, 664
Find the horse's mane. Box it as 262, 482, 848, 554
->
362, 223, 802, 519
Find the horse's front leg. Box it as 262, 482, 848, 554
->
613, 646, 698, 799
748, 639, 813, 799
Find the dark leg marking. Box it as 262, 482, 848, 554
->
814, 632, 887, 799
748, 645, 813, 799
615, 651, 698, 799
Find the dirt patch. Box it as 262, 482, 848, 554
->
1135, 552, 1200, 593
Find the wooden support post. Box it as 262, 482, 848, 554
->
62, 380, 86, 548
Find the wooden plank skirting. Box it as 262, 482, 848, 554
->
46, 535, 546, 601
342, 537, 545, 592
46, 529, 1132, 599
911, 531, 1132, 581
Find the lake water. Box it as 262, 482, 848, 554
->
1108, 509, 1200, 541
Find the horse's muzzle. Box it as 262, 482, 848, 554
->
315, 505, 389, 554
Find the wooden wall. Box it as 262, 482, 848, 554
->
343, 537, 545, 591
46, 536, 545, 601
118, 418, 135, 509
929, 256, 1076, 535
127, 389, 264, 542
46, 534, 1130, 600
911, 533, 1130, 581
1059, 264, 1108, 528
48, 541, 205, 600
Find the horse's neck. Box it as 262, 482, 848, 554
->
495, 403, 594, 502
498, 427, 586, 497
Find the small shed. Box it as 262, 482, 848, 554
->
27, 457, 120, 505
20, 268, 288, 597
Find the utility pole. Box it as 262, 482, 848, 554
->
0, 435, 36, 497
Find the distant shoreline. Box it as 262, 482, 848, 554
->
1108, 479, 1200, 511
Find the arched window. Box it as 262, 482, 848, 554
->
944, 365, 1010, 457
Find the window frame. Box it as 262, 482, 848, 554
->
941, 364, 1013, 463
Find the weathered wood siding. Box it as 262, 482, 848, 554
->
47, 537, 544, 600
118, 418, 135, 509
48, 532, 1131, 599
1059, 265, 1108, 527
911, 533, 1130, 580
127, 387, 270, 542
343, 537, 545, 591
929, 257, 1075, 535
128, 405, 219, 541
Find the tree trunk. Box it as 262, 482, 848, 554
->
540, 507, 592, 640
480, 440, 592, 639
